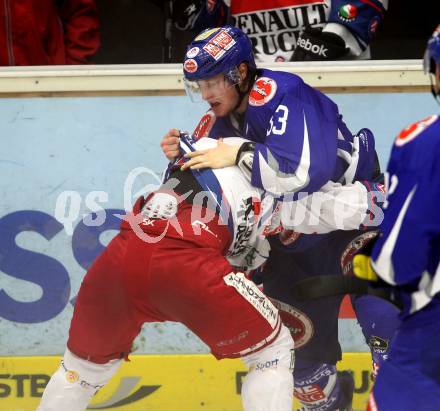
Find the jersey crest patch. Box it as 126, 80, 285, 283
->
271, 298, 314, 348
395, 115, 438, 146
192, 111, 216, 140
249, 77, 277, 106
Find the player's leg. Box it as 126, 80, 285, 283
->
369, 302, 440, 411
294, 358, 354, 411
37, 348, 122, 411
262, 234, 358, 410
38, 230, 156, 411
147, 243, 295, 411
241, 324, 294, 411
351, 294, 400, 379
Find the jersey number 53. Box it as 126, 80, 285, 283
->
267, 105, 289, 136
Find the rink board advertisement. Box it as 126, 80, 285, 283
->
0, 93, 437, 358
0, 353, 373, 411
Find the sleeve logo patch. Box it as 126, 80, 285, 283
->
338, 4, 357, 22
192, 111, 216, 140
184, 58, 198, 73
395, 115, 438, 146
249, 77, 277, 107
203, 30, 236, 60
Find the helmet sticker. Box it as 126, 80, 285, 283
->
186, 47, 200, 58
195, 27, 221, 41
249, 77, 277, 107
203, 30, 236, 61
338, 4, 357, 22
184, 59, 198, 73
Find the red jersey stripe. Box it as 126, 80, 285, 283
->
231, 0, 325, 14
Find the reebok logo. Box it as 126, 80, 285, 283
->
297, 38, 328, 57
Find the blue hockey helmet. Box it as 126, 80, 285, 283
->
183, 25, 256, 83
424, 24, 440, 75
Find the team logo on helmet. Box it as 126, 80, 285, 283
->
195, 27, 220, 41
184, 58, 198, 73
186, 47, 200, 58
249, 77, 277, 107
203, 30, 236, 61
338, 4, 357, 22
270, 298, 314, 348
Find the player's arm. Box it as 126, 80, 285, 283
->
279, 180, 384, 234
370, 168, 440, 286
58, 0, 100, 64
292, 0, 387, 60
172, 0, 228, 32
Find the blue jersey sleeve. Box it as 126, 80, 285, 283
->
372, 116, 440, 287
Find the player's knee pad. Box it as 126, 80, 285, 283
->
37, 349, 122, 411
294, 360, 354, 411
240, 325, 294, 411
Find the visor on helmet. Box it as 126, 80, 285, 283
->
183, 67, 242, 102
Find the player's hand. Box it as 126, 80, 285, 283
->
160, 129, 180, 160
181, 139, 240, 170
291, 27, 348, 61
353, 254, 379, 282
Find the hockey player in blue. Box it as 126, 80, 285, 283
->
354, 25, 440, 411
161, 25, 400, 410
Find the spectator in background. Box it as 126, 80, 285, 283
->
0, 0, 100, 66
172, 0, 387, 62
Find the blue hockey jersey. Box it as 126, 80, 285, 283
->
371, 115, 440, 317
194, 68, 377, 198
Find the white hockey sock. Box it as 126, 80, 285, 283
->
240, 325, 295, 411
37, 349, 122, 411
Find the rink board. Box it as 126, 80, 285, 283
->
0, 353, 372, 411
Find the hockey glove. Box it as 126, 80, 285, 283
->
172, 0, 203, 30
292, 27, 349, 61
353, 254, 378, 282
